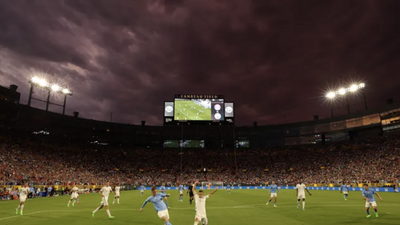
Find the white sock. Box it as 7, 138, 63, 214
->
117, 199, 119, 204
106, 209, 111, 217
21, 205, 24, 212
17, 205, 21, 210
72, 200, 76, 204
303, 201, 305, 208
94, 206, 101, 213
68, 200, 71, 205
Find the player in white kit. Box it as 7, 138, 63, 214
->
68, 185, 79, 207
192, 181, 218, 225
92, 182, 114, 219
16, 183, 30, 215
296, 182, 312, 210
113, 184, 121, 204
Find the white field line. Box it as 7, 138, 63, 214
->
0, 203, 391, 221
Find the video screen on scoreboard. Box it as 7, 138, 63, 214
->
236, 140, 250, 148
163, 140, 205, 148
174, 98, 224, 121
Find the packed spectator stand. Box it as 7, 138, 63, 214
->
1, 135, 399, 189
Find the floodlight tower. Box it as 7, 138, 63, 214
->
28, 76, 73, 115
325, 83, 366, 117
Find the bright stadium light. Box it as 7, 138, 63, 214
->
31, 76, 41, 84
349, 84, 358, 92
62, 88, 71, 94
325, 81, 368, 117
338, 88, 347, 95
28, 73, 73, 115
326, 92, 336, 99
38, 78, 48, 87
51, 84, 60, 92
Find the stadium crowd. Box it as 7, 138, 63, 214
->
1, 135, 399, 187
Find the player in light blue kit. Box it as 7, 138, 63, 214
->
340, 182, 349, 201
140, 185, 145, 196
362, 184, 382, 218
226, 184, 231, 194
160, 183, 170, 208
140, 186, 172, 225
266, 181, 280, 207
178, 184, 184, 202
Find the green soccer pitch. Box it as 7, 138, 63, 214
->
1, 189, 399, 225
174, 100, 212, 121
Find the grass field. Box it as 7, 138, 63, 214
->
174, 99, 211, 120
1, 189, 399, 225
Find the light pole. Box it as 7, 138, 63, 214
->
326, 83, 366, 117
28, 76, 73, 114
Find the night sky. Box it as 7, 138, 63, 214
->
1, 0, 400, 126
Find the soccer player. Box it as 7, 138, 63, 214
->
178, 184, 184, 201
92, 182, 114, 219
362, 184, 383, 218
140, 186, 173, 225
187, 182, 194, 204
113, 184, 121, 204
340, 182, 349, 201
16, 183, 29, 215
267, 181, 280, 207
226, 184, 231, 194
296, 182, 312, 210
47, 186, 52, 198
28, 185, 34, 200
68, 185, 79, 207
192, 181, 218, 225
140, 184, 145, 196
160, 183, 170, 208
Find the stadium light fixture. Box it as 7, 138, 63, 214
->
28, 74, 73, 115
338, 88, 347, 95
326, 92, 336, 99
325, 82, 366, 99
349, 84, 358, 92
325, 82, 367, 117
31, 76, 41, 84
62, 88, 71, 94
51, 84, 60, 92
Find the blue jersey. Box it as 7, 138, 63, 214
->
362, 189, 376, 201
227, 185, 231, 189
142, 193, 168, 212
341, 185, 349, 192
140, 186, 145, 191
160, 186, 166, 193
178, 185, 184, 191
269, 184, 280, 193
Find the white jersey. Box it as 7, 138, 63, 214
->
72, 187, 79, 193
115, 186, 120, 193
19, 187, 29, 197
194, 194, 209, 216
296, 183, 306, 195
100, 186, 112, 199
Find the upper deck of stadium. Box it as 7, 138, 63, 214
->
1, 92, 400, 148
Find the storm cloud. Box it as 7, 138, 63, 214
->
0, 0, 399, 125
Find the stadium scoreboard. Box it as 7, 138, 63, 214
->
164, 94, 234, 125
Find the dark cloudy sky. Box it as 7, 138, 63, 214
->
1, 0, 400, 126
